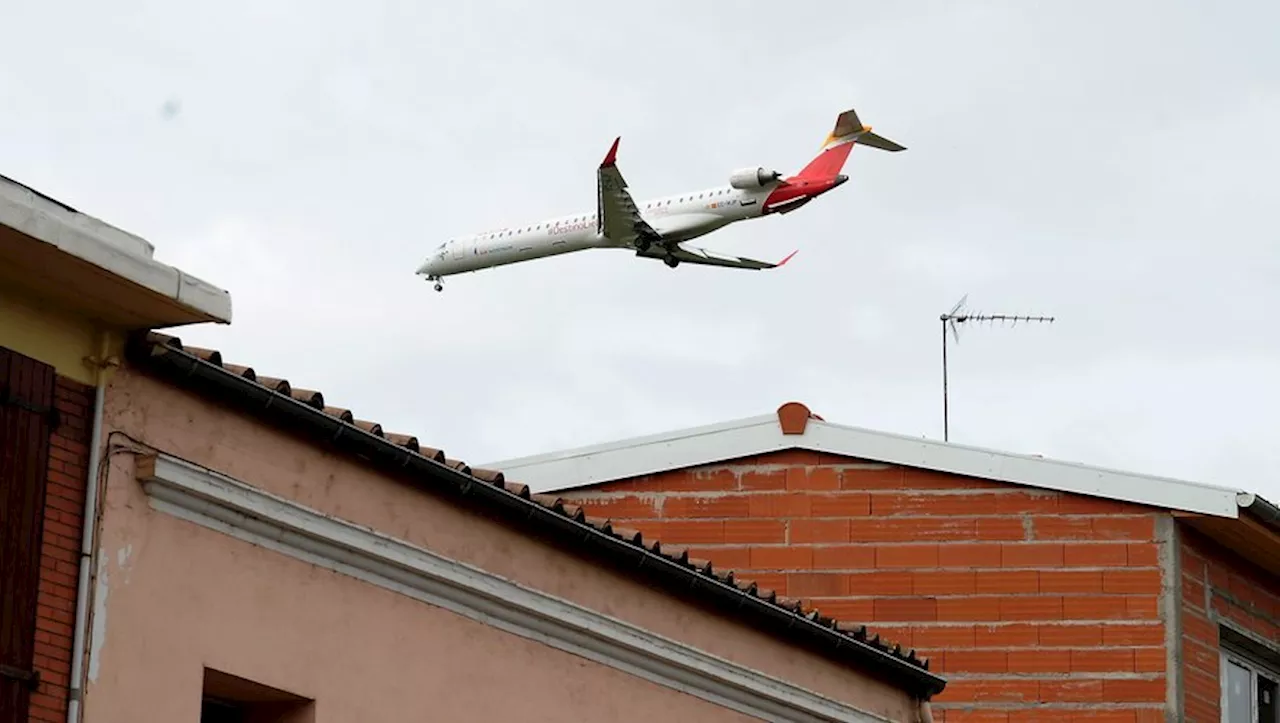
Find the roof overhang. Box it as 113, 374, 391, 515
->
486, 402, 1257, 521
0, 173, 232, 329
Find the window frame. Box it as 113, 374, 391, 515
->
1221, 640, 1280, 723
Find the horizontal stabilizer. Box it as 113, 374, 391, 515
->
857, 131, 906, 152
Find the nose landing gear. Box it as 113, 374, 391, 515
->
426, 275, 444, 292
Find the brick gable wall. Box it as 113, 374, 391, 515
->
1179, 527, 1280, 722
28, 376, 92, 722
558, 450, 1172, 722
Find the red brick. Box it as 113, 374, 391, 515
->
747, 492, 812, 517
876, 544, 939, 568
913, 624, 976, 648
940, 543, 1002, 568
1185, 692, 1220, 723
1091, 516, 1156, 541
866, 624, 912, 648
786, 572, 848, 597
791, 519, 849, 543
797, 467, 840, 490
1038, 679, 1105, 702
975, 570, 1039, 594
1062, 595, 1151, 620
1033, 516, 1096, 539
1183, 638, 1219, 673
976, 623, 1037, 647
976, 518, 1027, 541
1127, 543, 1160, 566
723, 519, 785, 543
914, 571, 976, 595
1184, 662, 1220, 702
1126, 596, 1159, 619
936, 597, 1001, 621
944, 711, 1010, 723
748, 545, 812, 570
1001, 596, 1064, 620
1182, 576, 1207, 610
1063, 543, 1128, 567
873, 596, 937, 622
1001, 543, 1064, 567
1103, 678, 1165, 703
1103, 569, 1162, 594
658, 520, 725, 544
1071, 649, 1135, 672
1039, 623, 1104, 646
994, 491, 1062, 514
839, 466, 906, 489
808, 598, 873, 620
1040, 569, 1104, 593
871, 492, 1002, 516
1008, 648, 1071, 672
1053, 494, 1142, 514
678, 469, 739, 491
811, 545, 875, 569
662, 494, 751, 518
849, 517, 976, 542
935, 679, 1039, 703
808, 492, 870, 517
849, 571, 915, 595
1102, 623, 1164, 646
686, 546, 751, 570
946, 650, 1009, 673
1182, 611, 1217, 644
1134, 648, 1166, 672
902, 468, 1005, 491
740, 469, 787, 490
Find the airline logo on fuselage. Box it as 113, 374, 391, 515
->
549, 219, 594, 236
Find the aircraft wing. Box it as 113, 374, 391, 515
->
596, 137, 662, 247
637, 244, 798, 271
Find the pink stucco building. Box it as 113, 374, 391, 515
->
73, 331, 946, 722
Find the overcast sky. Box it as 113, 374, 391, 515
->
4, 1, 1278, 500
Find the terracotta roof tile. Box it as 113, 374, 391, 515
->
130, 331, 939, 690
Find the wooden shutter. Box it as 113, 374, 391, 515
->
0, 346, 59, 723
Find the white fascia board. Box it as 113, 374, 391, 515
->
0, 175, 232, 324
488, 416, 1243, 519
489, 414, 780, 492
137, 453, 901, 723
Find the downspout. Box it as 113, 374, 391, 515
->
66, 333, 116, 723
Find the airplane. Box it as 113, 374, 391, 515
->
415, 106, 905, 291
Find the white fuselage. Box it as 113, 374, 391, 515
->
419, 183, 772, 278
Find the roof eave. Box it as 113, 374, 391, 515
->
490, 413, 1244, 519
0, 173, 232, 328
125, 334, 946, 699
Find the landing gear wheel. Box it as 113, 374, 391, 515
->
635, 239, 651, 253
663, 255, 679, 269
434, 282, 443, 292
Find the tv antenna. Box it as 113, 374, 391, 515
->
940, 294, 1055, 442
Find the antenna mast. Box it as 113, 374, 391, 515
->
939, 295, 1055, 442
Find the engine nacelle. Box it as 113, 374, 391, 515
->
728, 166, 783, 190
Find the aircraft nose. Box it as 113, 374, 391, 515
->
415, 259, 434, 275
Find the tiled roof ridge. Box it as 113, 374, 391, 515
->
133, 331, 934, 680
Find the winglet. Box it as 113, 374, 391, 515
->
776, 250, 799, 267
601, 136, 621, 168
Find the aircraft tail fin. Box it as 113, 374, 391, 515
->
793, 107, 905, 180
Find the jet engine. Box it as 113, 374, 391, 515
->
728, 166, 783, 190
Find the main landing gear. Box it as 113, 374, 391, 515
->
663, 255, 679, 268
